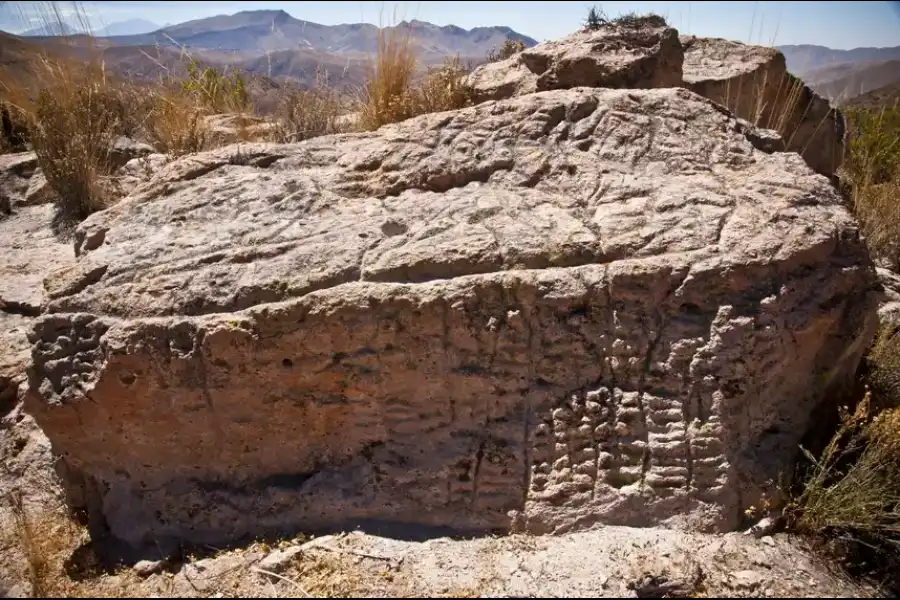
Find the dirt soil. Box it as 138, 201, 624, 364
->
0, 499, 877, 598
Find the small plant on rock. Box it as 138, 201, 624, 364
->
486, 37, 527, 63
583, 5, 608, 31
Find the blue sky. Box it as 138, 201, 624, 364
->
2, 1, 900, 49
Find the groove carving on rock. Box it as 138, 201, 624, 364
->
23, 87, 880, 554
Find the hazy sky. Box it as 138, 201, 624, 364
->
2, 1, 900, 49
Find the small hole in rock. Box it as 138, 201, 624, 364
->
282, 358, 293, 368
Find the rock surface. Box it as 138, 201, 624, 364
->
467, 17, 683, 103
681, 36, 845, 179
0, 204, 73, 512
26, 87, 879, 553
0, 152, 41, 212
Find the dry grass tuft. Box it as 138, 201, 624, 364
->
4, 57, 134, 222
143, 93, 208, 156
273, 68, 346, 142
486, 38, 526, 63
843, 103, 900, 269
358, 23, 419, 131
358, 23, 473, 131
415, 55, 473, 116
3, 491, 100, 598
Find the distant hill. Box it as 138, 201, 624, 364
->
805, 59, 900, 104
98, 10, 538, 63
18, 22, 80, 37
778, 44, 900, 77
843, 81, 900, 112
98, 19, 161, 37
0, 29, 75, 82
19, 18, 161, 37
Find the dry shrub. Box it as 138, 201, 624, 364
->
358, 23, 419, 131
486, 38, 526, 63
274, 68, 345, 142
5, 491, 90, 598
6, 58, 135, 222
1, 101, 29, 154
358, 24, 473, 131
416, 56, 473, 115
843, 104, 900, 269
143, 92, 208, 156
788, 325, 900, 593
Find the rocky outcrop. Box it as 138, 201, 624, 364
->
0, 204, 74, 504
0, 152, 44, 212
26, 87, 879, 553
681, 36, 845, 179
466, 17, 683, 103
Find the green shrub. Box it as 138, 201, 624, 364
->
844, 105, 900, 269
181, 60, 250, 114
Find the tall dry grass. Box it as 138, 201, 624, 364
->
358, 22, 473, 131
842, 103, 900, 269
273, 68, 346, 142
357, 22, 420, 131
0, 2, 147, 222
1, 0, 140, 222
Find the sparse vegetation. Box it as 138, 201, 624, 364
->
180, 59, 250, 115
274, 68, 346, 142
358, 23, 473, 131
486, 37, 526, 63
143, 93, 208, 156
844, 103, 900, 269
583, 5, 608, 31
787, 340, 900, 592
582, 7, 668, 33
6, 58, 134, 221
784, 90, 900, 593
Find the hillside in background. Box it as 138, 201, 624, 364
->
96, 10, 538, 63
778, 44, 900, 105
7, 10, 900, 105
843, 81, 900, 111
804, 59, 900, 104
778, 43, 900, 75
19, 17, 161, 37
3, 9, 539, 89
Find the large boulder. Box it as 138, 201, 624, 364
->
681, 36, 845, 179
467, 16, 683, 103
26, 87, 879, 553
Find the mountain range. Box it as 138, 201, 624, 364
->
777, 44, 900, 104
20, 17, 161, 37
25, 10, 537, 64
5, 9, 899, 105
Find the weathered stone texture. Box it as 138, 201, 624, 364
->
681, 36, 845, 179
25, 88, 878, 551
467, 18, 683, 103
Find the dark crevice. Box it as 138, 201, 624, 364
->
0, 299, 41, 317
